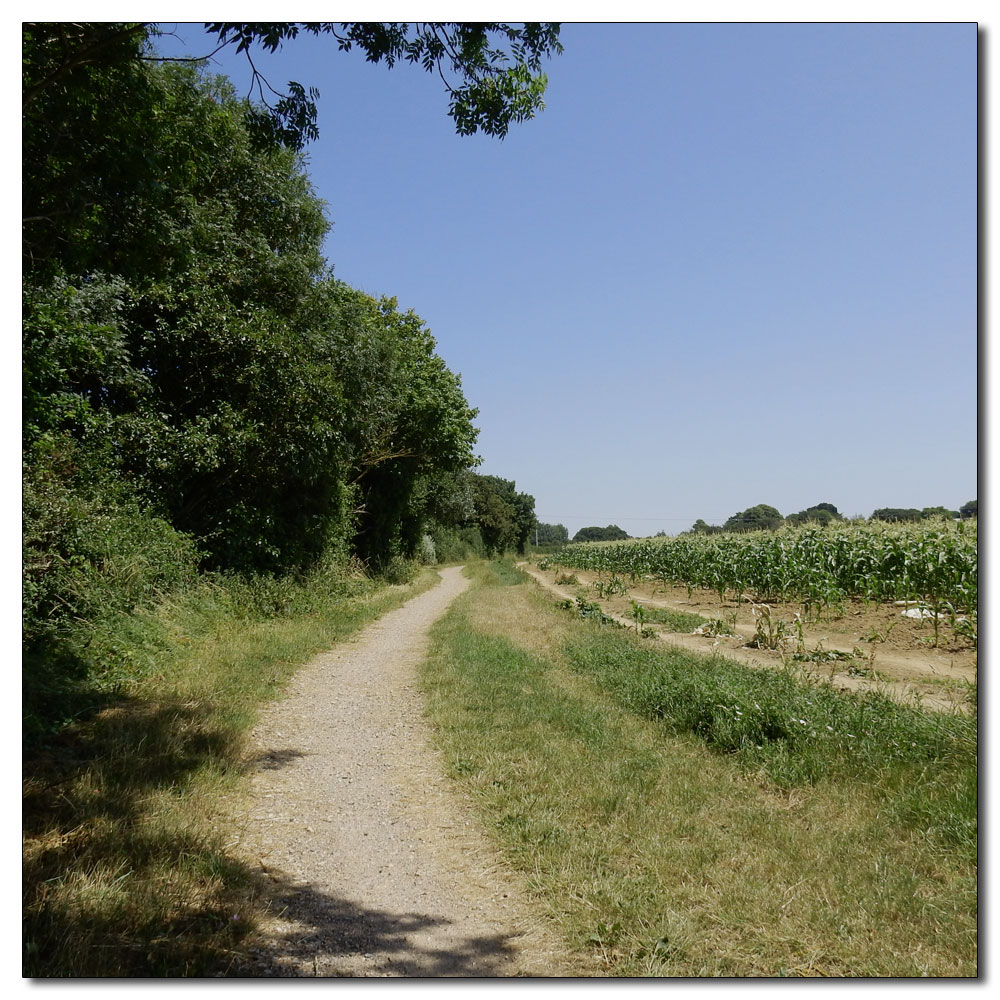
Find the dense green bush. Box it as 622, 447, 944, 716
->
23, 442, 199, 646
22, 439, 201, 737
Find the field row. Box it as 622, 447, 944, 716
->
546, 520, 977, 612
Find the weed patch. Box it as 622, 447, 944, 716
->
631, 604, 706, 632
556, 597, 624, 629
564, 628, 976, 803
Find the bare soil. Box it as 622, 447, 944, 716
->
224, 566, 581, 977
520, 563, 976, 714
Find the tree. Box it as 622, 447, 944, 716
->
870, 508, 923, 523
24, 20, 564, 273
533, 522, 569, 546
959, 500, 978, 519
24, 61, 349, 572
24, 24, 550, 578
336, 287, 479, 566
921, 506, 960, 520
24, 23, 164, 275
467, 475, 536, 556
689, 518, 722, 535
413, 470, 477, 532
572, 525, 630, 542
722, 505, 783, 532
23, 57, 480, 574
785, 502, 844, 527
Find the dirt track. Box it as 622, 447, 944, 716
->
226, 566, 574, 977
518, 563, 974, 714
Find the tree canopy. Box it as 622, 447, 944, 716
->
202, 22, 563, 143
22, 19, 551, 691
533, 522, 569, 546
870, 508, 925, 523
722, 505, 784, 532
23, 21, 563, 159
572, 525, 630, 543
785, 502, 844, 527
689, 518, 723, 535
467, 475, 536, 556
22, 26, 531, 585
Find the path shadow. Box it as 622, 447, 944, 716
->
252, 748, 308, 770
231, 867, 528, 978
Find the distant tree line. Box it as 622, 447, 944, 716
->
685, 499, 976, 535
521, 499, 977, 549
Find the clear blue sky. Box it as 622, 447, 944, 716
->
153, 21, 978, 538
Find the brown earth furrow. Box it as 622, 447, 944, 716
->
518, 562, 971, 714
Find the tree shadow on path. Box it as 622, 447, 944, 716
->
233, 869, 530, 978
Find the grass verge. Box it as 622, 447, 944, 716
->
23, 563, 438, 977
419, 561, 978, 977
630, 603, 707, 632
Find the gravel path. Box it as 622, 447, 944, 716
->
229, 566, 574, 977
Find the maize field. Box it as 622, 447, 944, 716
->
548, 519, 977, 613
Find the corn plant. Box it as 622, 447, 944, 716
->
746, 604, 795, 651
629, 599, 647, 634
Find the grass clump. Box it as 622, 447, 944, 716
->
488, 558, 529, 586
631, 604, 707, 632
564, 631, 975, 795
556, 597, 624, 629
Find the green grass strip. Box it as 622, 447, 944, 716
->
631, 604, 707, 631
563, 627, 976, 851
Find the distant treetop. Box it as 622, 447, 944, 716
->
572, 524, 630, 543
785, 502, 844, 527
871, 507, 962, 523
722, 504, 783, 532
533, 522, 569, 546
